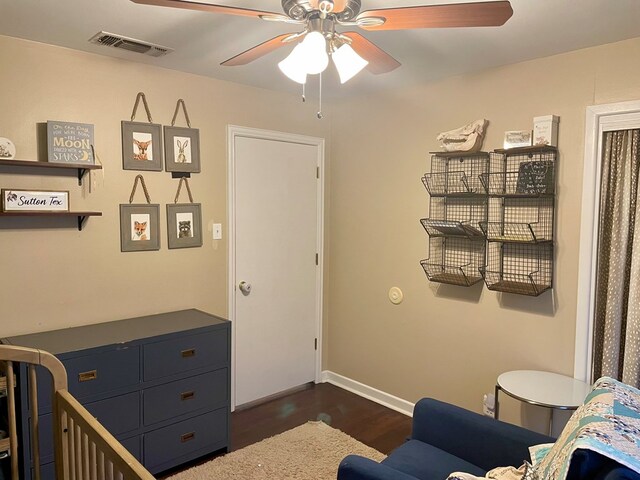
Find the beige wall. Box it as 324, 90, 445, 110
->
327, 36, 640, 427
0, 35, 331, 337
4, 31, 640, 431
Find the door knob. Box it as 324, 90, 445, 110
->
239, 281, 252, 296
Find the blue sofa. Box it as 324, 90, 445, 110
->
338, 396, 640, 480
338, 398, 554, 480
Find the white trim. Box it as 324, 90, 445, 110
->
227, 125, 325, 411
321, 370, 414, 417
574, 100, 640, 382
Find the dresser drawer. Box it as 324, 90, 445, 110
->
143, 369, 228, 426
65, 346, 140, 399
85, 392, 140, 436
120, 435, 142, 462
143, 408, 227, 470
31, 392, 140, 463
143, 330, 227, 381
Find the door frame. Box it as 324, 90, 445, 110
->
574, 100, 640, 383
227, 125, 325, 410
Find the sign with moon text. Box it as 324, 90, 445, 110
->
47, 120, 95, 165
2, 189, 69, 212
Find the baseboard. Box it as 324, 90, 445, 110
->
321, 370, 414, 417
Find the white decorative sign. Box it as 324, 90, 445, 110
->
2, 189, 69, 212
503, 130, 532, 149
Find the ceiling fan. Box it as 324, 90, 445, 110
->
130, 0, 513, 83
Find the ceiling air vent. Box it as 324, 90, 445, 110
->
89, 31, 173, 57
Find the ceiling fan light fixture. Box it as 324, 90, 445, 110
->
278, 44, 308, 84
332, 42, 368, 83
301, 31, 329, 75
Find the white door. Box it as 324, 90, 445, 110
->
229, 127, 323, 408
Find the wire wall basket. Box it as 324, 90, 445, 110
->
480, 242, 553, 296
420, 237, 484, 286
429, 151, 489, 194
486, 148, 556, 196
482, 196, 553, 242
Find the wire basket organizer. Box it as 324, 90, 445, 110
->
482, 192, 554, 243
421, 237, 484, 286
480, 242, 553, 296
485, 146, 556, 196
424, 151, 489, 195
420, 196, 487, 238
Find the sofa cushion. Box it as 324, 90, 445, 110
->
381, 440, 486, 480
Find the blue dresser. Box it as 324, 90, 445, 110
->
2, 309, 230, 479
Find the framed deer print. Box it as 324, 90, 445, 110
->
121, 121, 163, 171
164, 126, 200, 173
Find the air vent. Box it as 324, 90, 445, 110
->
89, 31, 173, 57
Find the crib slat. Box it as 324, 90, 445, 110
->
90, 440, 97, 480
75, 424, 82, 479
69, 417, 76, 480
28, 364, 41, 480
98, 450, 105, 480
6, 361, 18, 480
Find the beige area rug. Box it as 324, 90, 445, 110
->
167, 421, 386, 480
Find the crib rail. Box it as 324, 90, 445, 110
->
0, 345, 154, 480
56, 390, 154, 480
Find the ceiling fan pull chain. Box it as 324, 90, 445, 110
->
317, 73, 323, 119
302, 83, 306, 103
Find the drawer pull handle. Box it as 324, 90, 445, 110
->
181, 348, 196, 358
78, 370, 97, 382
181, 391, 195, 401
181, 432, 195, 443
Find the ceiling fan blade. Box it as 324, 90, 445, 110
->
357, 1, 513, 31
342, 32, 401, 74
130, 0, 281, 18
221, 34, 293, 66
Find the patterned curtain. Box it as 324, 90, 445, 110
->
592, 129, 640, 388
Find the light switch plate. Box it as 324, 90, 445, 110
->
213, 223, 222, 240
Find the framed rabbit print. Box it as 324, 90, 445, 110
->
164, 126, 200, 173
167, 203, 202, 249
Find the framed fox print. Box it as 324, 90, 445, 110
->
120, 204, 161, 252
122, 121, 163, 171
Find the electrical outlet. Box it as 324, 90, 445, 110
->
213, 223, 222, 240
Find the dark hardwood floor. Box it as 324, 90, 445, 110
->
232, 382, 412, 454
160, 382, 411, 477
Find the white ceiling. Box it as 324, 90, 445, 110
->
2, 0, 640, 99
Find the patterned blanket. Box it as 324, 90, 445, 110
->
448, 377, 640, 480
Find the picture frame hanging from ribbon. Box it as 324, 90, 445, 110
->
167, 177, 202, 249
120, 174, 161, 252
122, 92, 163, 172
164, 99, 201, 174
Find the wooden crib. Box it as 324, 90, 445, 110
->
0, 344, 155, 480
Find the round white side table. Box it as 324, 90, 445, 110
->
494, 370, 591, 435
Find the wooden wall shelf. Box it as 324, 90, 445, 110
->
0, 211, 102, 231
0, 159, 102, 186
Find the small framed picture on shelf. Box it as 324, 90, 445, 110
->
163, 126, 201, 173
121, 121, 163, 171
166, 203, 203, 249
2, 189, 69, 212
503, 130, 532, 149
47, 121, 94, 165
120, 204, 161, 252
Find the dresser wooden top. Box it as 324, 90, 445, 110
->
2, 309, 228, 354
